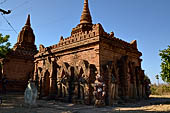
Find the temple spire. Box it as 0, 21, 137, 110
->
80, 0, 92, 24
15, 14, 35, 50
25, 14, 31, 26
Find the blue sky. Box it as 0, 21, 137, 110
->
0, 0, 170, 84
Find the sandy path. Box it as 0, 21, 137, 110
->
0, 93, 170, 113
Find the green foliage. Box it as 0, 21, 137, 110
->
150, 84, 170, 95
150, 84, 157, 95
144, 74, 151, 84
159, 46, 170, 83
155, 75, 159, 80
0, 33, 11, 58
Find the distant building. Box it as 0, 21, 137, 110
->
0, 15, 37, 91
33, 0, 147, 105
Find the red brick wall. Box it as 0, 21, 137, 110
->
2, 58, 34, 91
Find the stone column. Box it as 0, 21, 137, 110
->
115, 83, 119, 99
127, 73, 131, 99
72, 82, 78, 102
41, 77, 45, 97
57, 80, 62, 97
49, 77, 57, 98
108, 72, 112, 105
133, 79, 137, 99
139, 84, 143, 99
130, 83, 133, 98
33, 62, 37, 81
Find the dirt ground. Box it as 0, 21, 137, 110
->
0, 93, 170, 113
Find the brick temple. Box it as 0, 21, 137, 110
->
0, 15, 37, 91
33, 0, 147, 105
0, 0, 148, 105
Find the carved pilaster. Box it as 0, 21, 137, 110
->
49, 77, 57, 97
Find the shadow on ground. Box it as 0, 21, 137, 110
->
0, 93, 170, 113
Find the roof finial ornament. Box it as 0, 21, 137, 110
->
80, 0, 92, 24
25, 14, 31, 26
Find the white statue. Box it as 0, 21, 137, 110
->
24, 81, 38, 106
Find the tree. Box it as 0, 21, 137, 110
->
159, 46, 170, 83
155, 74, 159, 85
144, 74, 151, 84
0, 33, 11, 58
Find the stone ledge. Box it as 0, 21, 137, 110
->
35, 36, 99, 58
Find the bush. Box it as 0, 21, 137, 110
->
150, 84, 170, 95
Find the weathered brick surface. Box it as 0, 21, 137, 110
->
33, 0, 147, 105
0, 15, 37, 92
